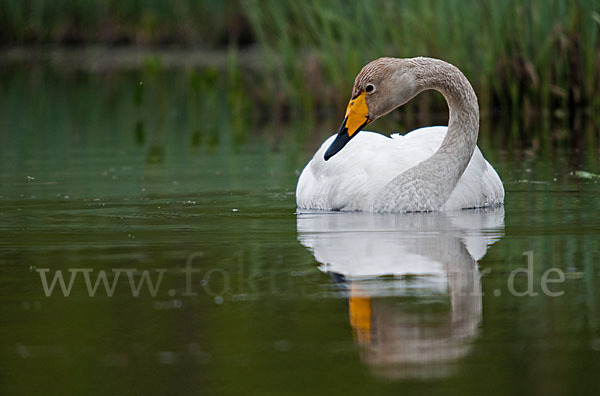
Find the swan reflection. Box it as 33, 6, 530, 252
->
297, 209, 504, 379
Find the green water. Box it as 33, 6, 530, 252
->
2, 69, 600, 395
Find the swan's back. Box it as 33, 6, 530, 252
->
296, 127, 504, 211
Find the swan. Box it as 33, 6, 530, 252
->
296, 57, 504, 212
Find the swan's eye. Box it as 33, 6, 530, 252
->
365, 84, 375, 93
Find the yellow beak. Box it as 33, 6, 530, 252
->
344, 91, 370, 137
324, 92, 371, 161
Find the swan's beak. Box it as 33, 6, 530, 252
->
324, 92, 371, 161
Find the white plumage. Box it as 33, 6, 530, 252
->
296, 127, 504, 211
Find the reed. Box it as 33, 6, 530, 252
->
0, 0, 247, 45
244, 1, 598, 109
1, 0, 599, 145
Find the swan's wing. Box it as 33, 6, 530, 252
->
296, 129, 442, 211
396, 126, 505, 210
442, 147, 505, 210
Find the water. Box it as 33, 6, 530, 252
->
2, 69, 600, 395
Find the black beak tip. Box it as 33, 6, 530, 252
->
324, 116, 369, 161
324, 130, 351, 161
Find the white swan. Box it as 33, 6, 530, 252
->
296, 57, 504, 212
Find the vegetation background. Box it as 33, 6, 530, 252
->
1, 0, 599, 149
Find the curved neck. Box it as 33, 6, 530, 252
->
374, 58, 479, 212
414, 58, 479, 167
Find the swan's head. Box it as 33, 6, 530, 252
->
325, 57, 420, 160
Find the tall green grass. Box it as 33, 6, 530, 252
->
1, 0, 599, 146
243, 0, 600, 118
0, 0, 248, 45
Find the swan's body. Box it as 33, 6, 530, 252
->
297, 127, 503, 211
296, 57, 505, 212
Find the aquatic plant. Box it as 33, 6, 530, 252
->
1, 0, 599, 147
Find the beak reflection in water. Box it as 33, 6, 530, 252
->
296, 209, 504, 380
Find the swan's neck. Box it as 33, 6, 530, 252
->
416, 58, 480, 188
374, 58, 479, 212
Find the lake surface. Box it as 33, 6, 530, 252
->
1, 68, 600, 395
